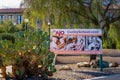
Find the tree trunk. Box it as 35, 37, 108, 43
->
90, 54, 97, 62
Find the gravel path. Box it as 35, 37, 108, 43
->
51, 64, 120, 80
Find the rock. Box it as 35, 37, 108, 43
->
77, 62, 90, 67
59, 65, 72, 70
6, 65, 13, 75
90, 60, 98, 68
109, 62, 119, 67
38, 65, 42, 68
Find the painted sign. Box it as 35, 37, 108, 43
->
50, 29, 102, 54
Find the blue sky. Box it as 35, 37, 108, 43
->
0, 0, 22, 8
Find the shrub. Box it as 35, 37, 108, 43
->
1, 34, 15, 44
0, 29, 56, 79
0, 20, 21, 33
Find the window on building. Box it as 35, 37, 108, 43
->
0, 15, 5, 22
8, 15, 14, 20
17, 15, 22, 24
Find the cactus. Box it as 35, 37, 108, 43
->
0, 28, 56, 79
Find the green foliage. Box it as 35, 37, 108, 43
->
102, 23, 120, 49
112, 22, 120, 49
13, 29, 55, 79
0, 20, 21, 33
1, 34, 15, 44
0, 27, 56, 79
23, 0, 120, 38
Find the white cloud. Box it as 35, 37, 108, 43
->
0, 0, 23, 8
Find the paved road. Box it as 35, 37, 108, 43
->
84, 74, 120, 80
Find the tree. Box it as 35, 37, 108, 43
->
22, 0, 120, 37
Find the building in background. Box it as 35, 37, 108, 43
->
0, 8, 24, 24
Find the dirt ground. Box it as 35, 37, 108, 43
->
50, 49, 120, 80
56, 49, 120, 64
51, 64, 120, 80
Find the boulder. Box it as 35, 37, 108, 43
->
109, 62, 119, 67
90, 60, 98, 68
6, 65, 13, 76
77, 62, 90, 67
59, 65, 72, 70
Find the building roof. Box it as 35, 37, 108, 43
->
0, 8, 25, 13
